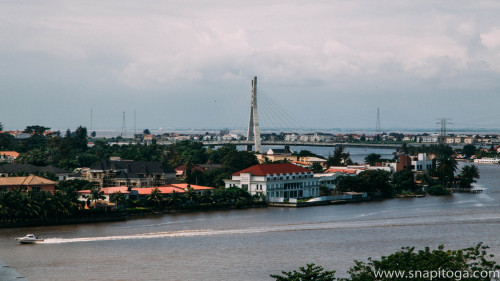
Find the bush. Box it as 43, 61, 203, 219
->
427, 184, 450, 195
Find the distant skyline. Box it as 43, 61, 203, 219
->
1, 1, 500, 132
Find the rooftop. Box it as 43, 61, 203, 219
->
233, 163, 312, 176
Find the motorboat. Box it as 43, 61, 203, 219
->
16, 234, 44, 244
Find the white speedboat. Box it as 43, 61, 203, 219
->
16, 234, 44, 244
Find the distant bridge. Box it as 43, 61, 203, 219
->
157, 140, 402, 149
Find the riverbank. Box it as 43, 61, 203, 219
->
0, 202, 268, 228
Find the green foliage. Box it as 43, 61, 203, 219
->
23, 125, 50, 136
327, 145, 352, 167
427, 184, 450, 195
222, 150, 258, 173
0, 133, 17, 150
392, 169, 416, 194
459, 165, 480, 189
334, 170, 393, 197
436, 153, 458, 187
271, 263, 337, 281
293, 150, 325, 160
311, 162, 324, 173
348, 243, 499, 281
462, 144, 477, 158
0, 189, 82, 223
16, 149, 49, 166
364, 153, 381, 165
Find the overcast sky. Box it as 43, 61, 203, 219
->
1, 1, 500, 133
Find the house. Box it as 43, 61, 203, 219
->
169, 183, 215, 194
87, 160, 176, 188
223, 163, 320, 202
174, 165, 205, 178
0, 164, 70, 181
256, 148, 294, 163
0, 151, 19, 163
77, 186, 136, 202
298, 157, 327, 168
132, 186, 186, 198
0, 175, 56, 192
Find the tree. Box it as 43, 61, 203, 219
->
16, 149, 49, 166
110, 191, 127, 209
311, 162, 324, 173
462, 144, 476, 158
327, 145, 352, 167
364, 153, 381, 165
147, 187, 164, 211
391, 169, 416, 193
271, 263, 337, 281
436, 153, 458, 188
222, 150, 258, 173
348, 243, 499, 281
184, 186, 198, 204
23, 125, 50, 136
458, 165, 480, 188
143, 129, 151, 135
89, 186, 105, 206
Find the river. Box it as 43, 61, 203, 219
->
1, 148, 499, 280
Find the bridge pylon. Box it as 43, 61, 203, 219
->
247, 76, 262, 152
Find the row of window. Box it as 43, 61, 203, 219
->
266, 174, 313, 181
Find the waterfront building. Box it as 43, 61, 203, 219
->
87, 160, 176, 188
224, 163, 320, 202
298, 157, 327, 168
77, 186, 135, 202
0, 175, 56, 192
473, 158, 500, 164
256, 148, 294, 163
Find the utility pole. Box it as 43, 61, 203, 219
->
134, 110, 137, 137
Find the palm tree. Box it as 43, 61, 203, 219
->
110, 191, 127, 210
89, 186, 105, 207
166, 191, 184, 209
184, 186, 198, 205
436, 154, 458, 188
459, 165, 480, 188
147, 187, 164, 211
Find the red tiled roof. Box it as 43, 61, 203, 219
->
131, 186, 186, 195
233, 163, 312, 176
169, 183, 215, 191
78, 186, 130, 195
324, 168, 358, 174
0, 151, 19, 158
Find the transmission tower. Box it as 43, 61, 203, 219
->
90, 108, 93, 133
134, 110, 137, 136
436, 118, 453, 143
121, 111, 127, 138
376, 108, 381, 136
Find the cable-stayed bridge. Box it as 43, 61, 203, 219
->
201, 76, 402, 151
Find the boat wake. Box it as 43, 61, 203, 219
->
42, 212, 500, 244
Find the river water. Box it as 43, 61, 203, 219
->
1, 148, 499, 281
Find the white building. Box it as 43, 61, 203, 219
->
224, 163, 320, 202
411, 153, 434, 171
474, 158, 500, 164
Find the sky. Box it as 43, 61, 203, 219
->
1, 1, 500, 133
